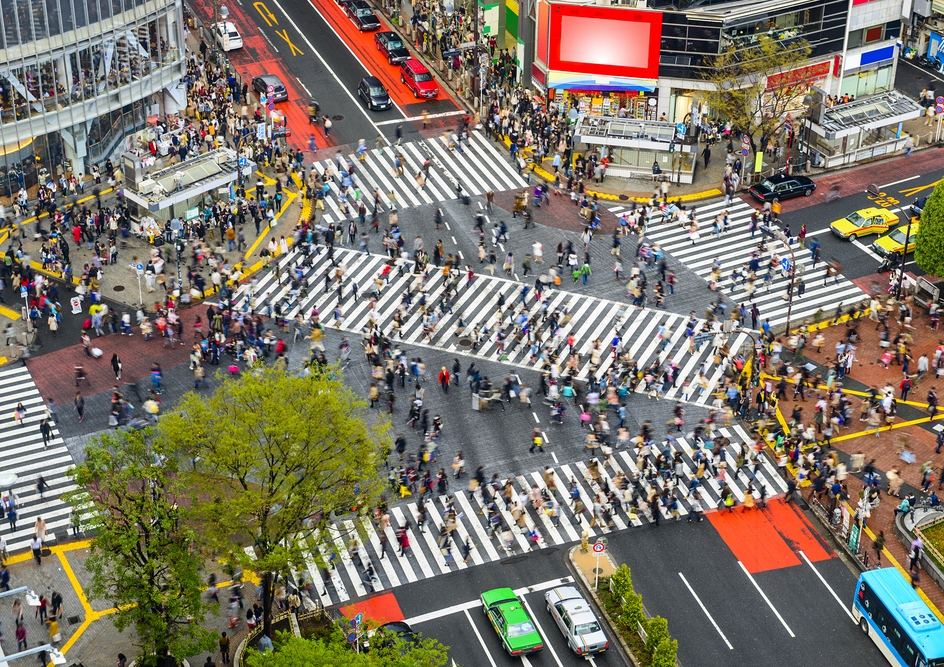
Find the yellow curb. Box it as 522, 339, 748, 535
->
790, 309, 874, 335
501, 136, 723, 204
759, 370, 935, 410
0, 304, 21, 320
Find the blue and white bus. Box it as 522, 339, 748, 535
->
853, 568, 944, 667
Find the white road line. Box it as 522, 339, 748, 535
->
463, 607, 498, 667
407, 598, 482, 624
533, 411, 540, 423
799, 551, 856, 622
551, 452, 558, 463
805, 228, 832, 237
738, 561, 795, 637
295, 76, 312, 97
852, 239, 884, 262
375, 110, 468, 125
451, 235, 458, 244
678, 572, 734, 649
266, 0, 391, 135
881, 175, 920, 188
520, 596, 565, 667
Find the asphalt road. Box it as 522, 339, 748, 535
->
779, 166, 944, 283
393, 552, 626, 667
238, 0, 461, 147
895, 57, 944, 102
381, 505, 882, 667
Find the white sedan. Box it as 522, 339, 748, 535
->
545, 586, 609, 656
214, 22, 243, 51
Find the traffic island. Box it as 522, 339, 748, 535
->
568, 544, 678, 667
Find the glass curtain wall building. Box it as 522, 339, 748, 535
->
0, 0, 185, 196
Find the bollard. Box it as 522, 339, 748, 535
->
580, 530, 589, 554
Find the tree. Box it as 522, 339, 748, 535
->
158, 367, 390, 637
703, 36, 813, 154
644, 616, 669, 656
244, 628, 450, 667
65, 430, 214, 667
915, 183, 944, 277
651, 637, 679, 667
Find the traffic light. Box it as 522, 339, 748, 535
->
669, 141, 676, 154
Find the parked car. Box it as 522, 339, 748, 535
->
252, 75, 288, 102
344, 0, 381, 31
375, 31, 410, 64
357, 76, 391, 111
399, 58, 438, 98
829, 207, 900, 241
747, 174, 816, 203
544, 586, 609, 656
214, 21, 243, 51
481, 588, 543, 656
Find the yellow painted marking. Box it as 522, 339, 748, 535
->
900, 178, 942, 198
254, 1, 279, 26
0, 304, 21, 320
275, 29, 303, 56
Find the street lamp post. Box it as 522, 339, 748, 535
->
895, 215, 915, 300
213, 4, 229, 61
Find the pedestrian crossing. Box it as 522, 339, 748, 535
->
235, 244, 751, 406
607, 199, 868, 330
0, 365, 80, 553
311, 131, 527, 226
293, 425, 788, 607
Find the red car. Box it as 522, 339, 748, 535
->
399, 59, 438, 98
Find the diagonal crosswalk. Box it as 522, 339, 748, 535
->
311, 131, 527, 226
235, 245, 751, 406
607, 199, 868, 329
293, 425, 787, 606
0, 365, 81, 553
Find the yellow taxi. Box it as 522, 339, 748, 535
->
829, 207, 900, 241
871, 218, 920, 257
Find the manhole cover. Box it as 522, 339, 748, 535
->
113, 285, 125, 291
67, 615, 80, 625
618, 194, 630, 201
332, 115, 343, 121
593, 567, 604, 574
457, 337, 473, 349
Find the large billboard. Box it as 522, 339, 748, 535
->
547, 5, 662, 82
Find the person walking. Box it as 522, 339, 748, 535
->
873, 530, 886, 565
438, 366, 450, 392
29, 535, 42, 565
529, 428, 545, 454
219, 632, 230, 664
397, 528, 410, 557
6, 505, 16, 533
39, 419, 52, 449
74, 392, 85, 423
111, 353, 122, 381
15, 622, 25, 651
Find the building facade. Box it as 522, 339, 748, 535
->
0, 0, 186, 197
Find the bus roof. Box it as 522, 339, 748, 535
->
861, 568, 944, 656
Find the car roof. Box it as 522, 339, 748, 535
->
219, 22, 238, 31
256, 75, 283, 85
547, 585, 583, 602
496, 600, 532, 625
403, 58, 428, 71
482, 587, 518, 606
350, 0, 371, 7
854, 207, 890, 217
378, 31, 397, 38
379, 621, 414, 634
362, 76, 383, 86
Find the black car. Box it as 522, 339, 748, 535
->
251, 75, 288, 102
344, 0, 381, 31
375, 31, 410, 64
747, 173, 816, 203
358, 76, 391, 111
912, 196, 928, 217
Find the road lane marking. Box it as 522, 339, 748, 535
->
678, 572, 733, 649
405, 577, 575, 624
533, 411, 540, 423
274, 28, 304, 55
520, 596, 565, 667
295, 76, 311, 97
376, 110, 469, 126
882, 175, 920, 188
738, 561, 795, 637
799, 551, 856, 622
463, 607, 498, 667
266, 0, 388, 135
851, 239, 884, 262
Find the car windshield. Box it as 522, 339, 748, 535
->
415, 72, 433, 82
507, 622, 536, 638
356, 7, 373, 16
890, 229, 909, 243
758, 179, 776, 190
846, 212, 866, 224
387, 38, 404, 49
574, 621, 602, 635
370, 87, 386, 96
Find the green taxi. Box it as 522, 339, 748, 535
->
481, 587, 544, 656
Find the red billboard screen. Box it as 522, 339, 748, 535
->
548, 5, 662, 80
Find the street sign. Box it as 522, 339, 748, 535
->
267, 84, 275, 94
676, 123, 686, 136
781, 257, 792, 273
937, 96, 943, 105
135, 263, 144, 272
742, 135, 751, 146
937, 104, 944, 115
70, 296, 82, 314
741, 147, 749, 156
238, 157, 248, 168
347, 632, 357, 643
260, 94, 267, 105
268, 102, 274, 112
354, 613, 364, 624
592, 541, 606, 554
19, 286, 27, 298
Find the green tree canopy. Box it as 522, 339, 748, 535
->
915, 182, 944, 278
65, 429, 214, 667
244, 627, 449, 667
158, 367, 390, 634
703, 36, 813, 152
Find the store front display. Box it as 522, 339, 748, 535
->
550, 89, 658, 120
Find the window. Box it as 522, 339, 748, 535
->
865, 26, 884, 44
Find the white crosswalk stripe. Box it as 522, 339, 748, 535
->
310, 131, 526, 227
298, 428, 787, 606
235, 245, 751, 406
0, 365, 81, 553
607, 199, 869, 329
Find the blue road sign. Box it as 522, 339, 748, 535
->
238, 157, 248, 168
354, 613, 364, 624
676, 123, 686, 136
781, 257, 792, 273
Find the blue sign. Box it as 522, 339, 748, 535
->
676, 123, 686, 136
781, 257, 792, 273
267, 103, 275, 112
347, 632, 357, 643
238, 157, 248, 168
19, 286, 27, 297
741, 147, 749, 156
135, 263, 144, 271
349, 619, 357, 628
354, 613, 364, 624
